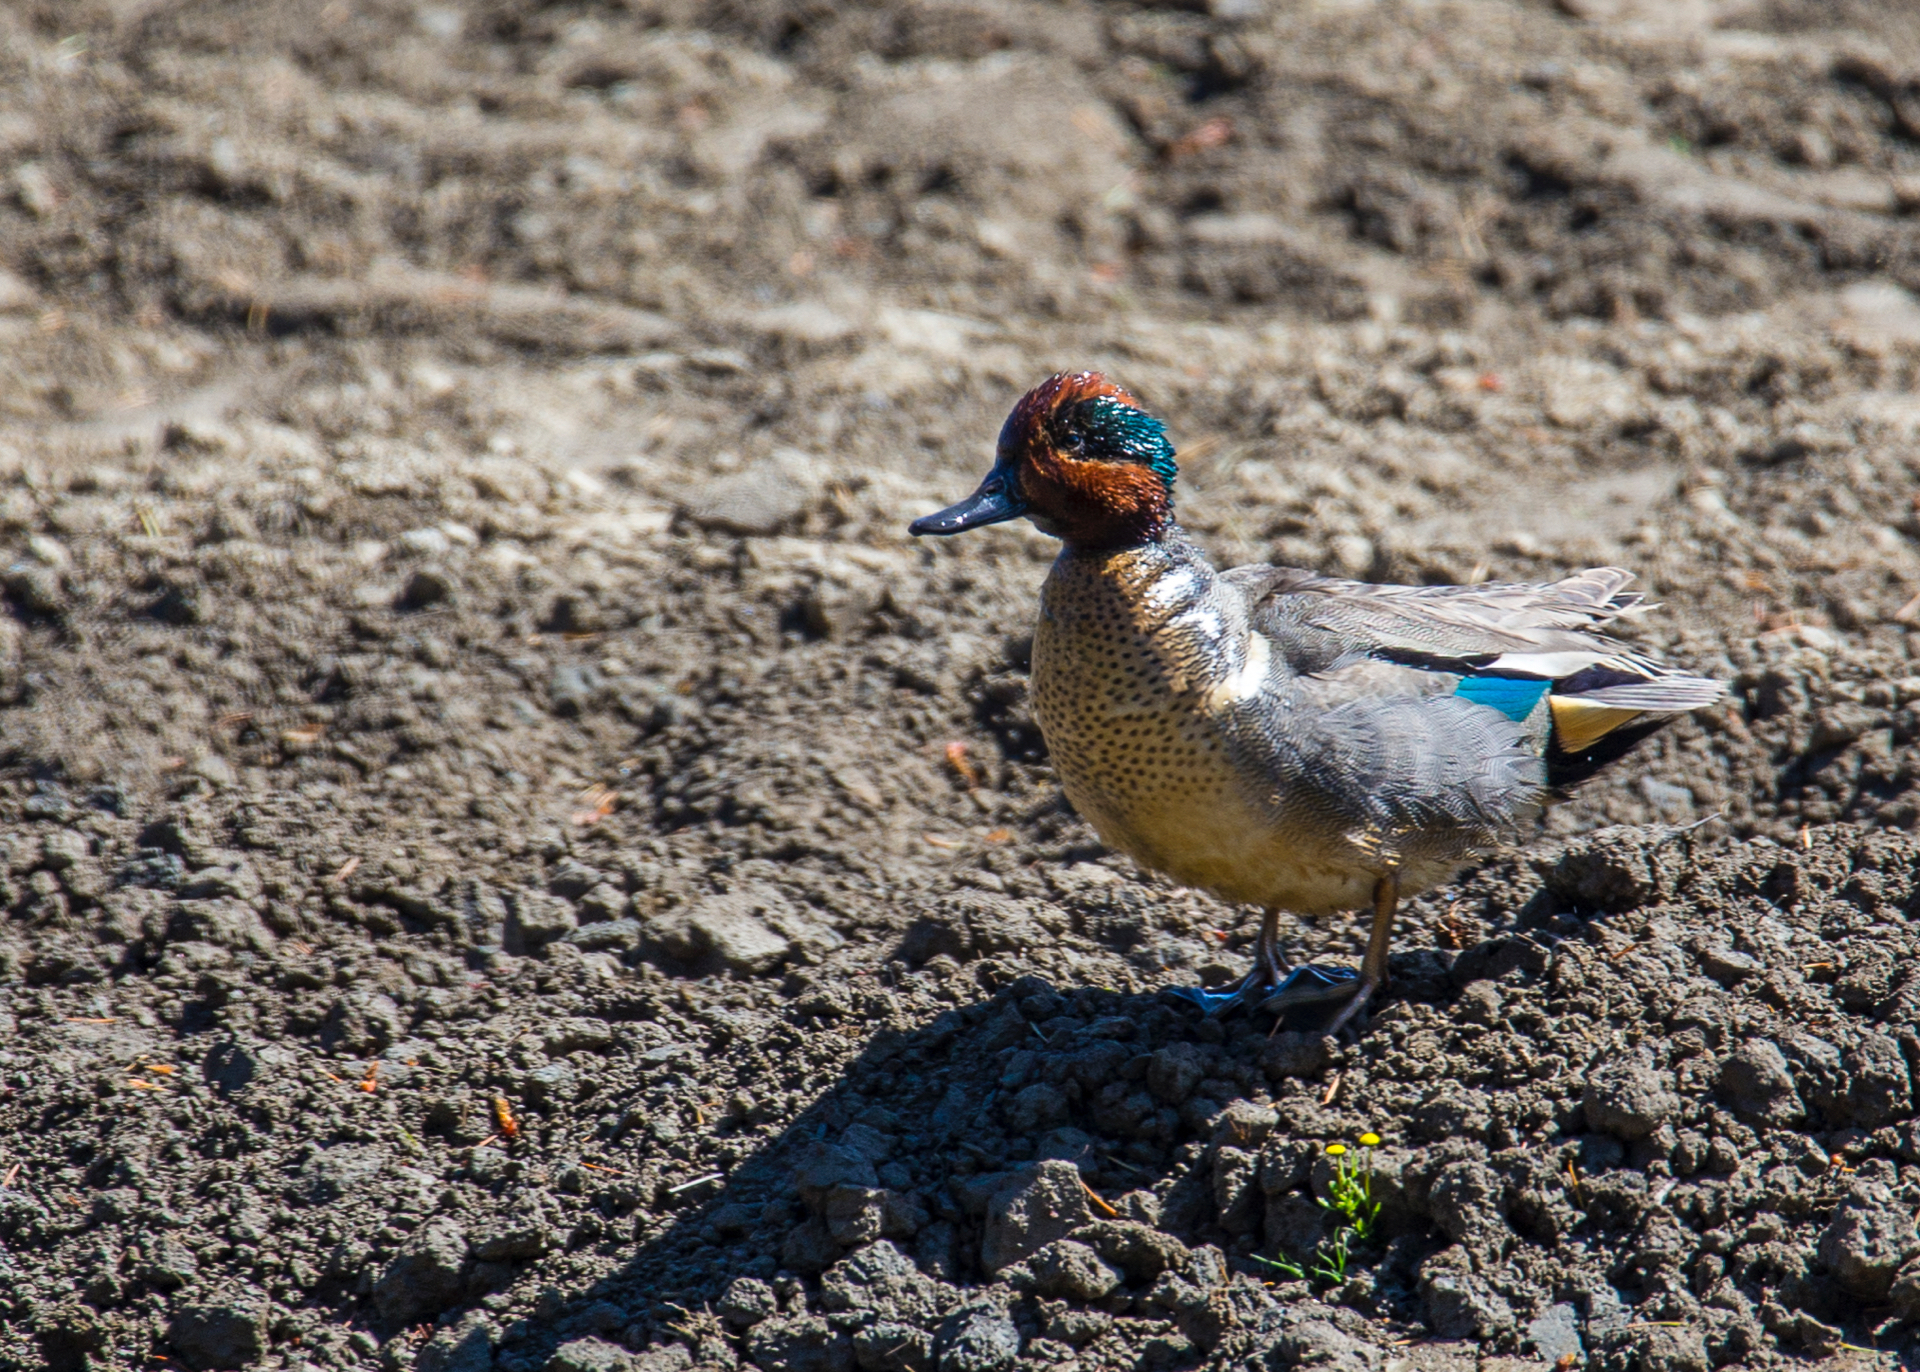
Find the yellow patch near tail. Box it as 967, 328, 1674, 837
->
1549, 696, 1646, 753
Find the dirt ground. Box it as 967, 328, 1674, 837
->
4, 1, 1920, 1370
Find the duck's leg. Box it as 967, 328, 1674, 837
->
1253, 905, 1287, 986
1320, 870, 1398, 1036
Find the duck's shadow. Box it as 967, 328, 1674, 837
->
426, 943, 1490, 1372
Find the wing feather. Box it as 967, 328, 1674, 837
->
1225, 563, 1654, 676
1223, 563, 1728, 712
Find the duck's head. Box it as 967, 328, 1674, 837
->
908, 371, 1177, 548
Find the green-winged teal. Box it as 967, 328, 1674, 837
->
909, 371, 1726, 1031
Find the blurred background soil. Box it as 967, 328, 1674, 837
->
2, 2, 1920, 1371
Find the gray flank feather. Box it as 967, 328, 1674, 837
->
1298, 694, 1546, 845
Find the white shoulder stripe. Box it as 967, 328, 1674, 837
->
1483, 650, 1611, 678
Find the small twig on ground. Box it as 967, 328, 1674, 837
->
1080, 1178, 1119, 1217
667, 1172, 723, 1195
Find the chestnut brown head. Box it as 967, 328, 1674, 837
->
909, 371, 1178, 549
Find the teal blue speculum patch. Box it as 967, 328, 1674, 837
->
1074, 397, 1178, 487
1453, 675, 1552, 721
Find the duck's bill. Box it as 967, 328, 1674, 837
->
907, 474, 1025, 536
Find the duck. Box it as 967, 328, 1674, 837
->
908, 370, 1726, 1032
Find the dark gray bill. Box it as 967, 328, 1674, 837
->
907, 472, 1025, 536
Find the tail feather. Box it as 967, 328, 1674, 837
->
1545, 713, 1675, 791
1438, 610, 1724, 789
1548, 697, 1646, 754
1565, 675, 1725, 711
1544, 668, 1724, 788
1538, 665, 1724, 788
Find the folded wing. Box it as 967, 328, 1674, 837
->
1226, 563, 1725, 785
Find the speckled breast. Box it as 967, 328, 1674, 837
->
1029, 544, 1305, 907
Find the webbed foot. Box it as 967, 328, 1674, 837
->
1317, 972, 1380, 1037
1259, 872, 1397, 1037
1254, 962, 1361, 1023
1164, 980, 1258, 1016
1166, 907, 1293, 1016
1258, 873, 1400, 1036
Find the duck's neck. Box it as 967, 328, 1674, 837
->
1054, 520, 1167, 553
1041, 494, 1175, 551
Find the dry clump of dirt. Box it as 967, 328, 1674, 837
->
2, 2, 1920, 1372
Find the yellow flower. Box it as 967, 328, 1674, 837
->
1359, 1132, 1381, 1147
1325, 1143, 1347, 1156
